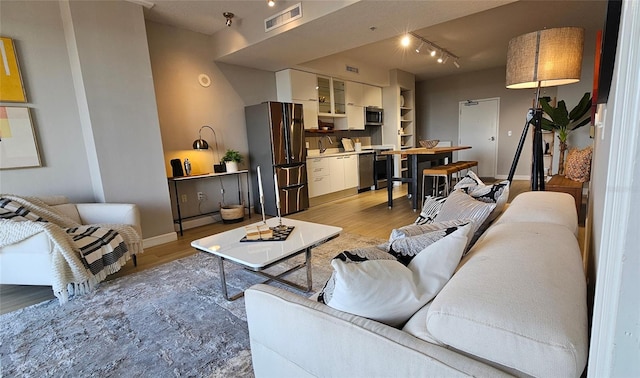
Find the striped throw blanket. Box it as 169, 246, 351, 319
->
0, 195, 142, 303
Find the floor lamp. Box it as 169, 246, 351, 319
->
506, 27, 585, 190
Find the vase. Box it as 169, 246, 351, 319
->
225, 161, 238, 173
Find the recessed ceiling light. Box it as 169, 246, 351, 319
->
401, 35, 411, 47
267, 0, 275, 7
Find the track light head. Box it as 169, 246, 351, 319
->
415, 41, 424, 54
453, 60, 461, 68
223, 12, 234, 27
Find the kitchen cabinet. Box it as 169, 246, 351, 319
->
318, 76, 346, 117
342, 154, 359, 188
336, 81, 377, 130
308, 154, 359, 198
307, 157, 331, 197
362, 84, 383, 108
276, 69, 319, 129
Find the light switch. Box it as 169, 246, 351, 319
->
508, 130, 512, 137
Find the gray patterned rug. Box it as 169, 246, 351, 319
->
0, 232, 383, 377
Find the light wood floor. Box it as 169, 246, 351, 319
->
1, 181, 532, 315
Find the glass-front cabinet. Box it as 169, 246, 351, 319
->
317, 76, 345, 117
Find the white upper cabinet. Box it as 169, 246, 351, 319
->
345, 81, 364, 106
362, 84, 383, 108
276, 69, 319, 129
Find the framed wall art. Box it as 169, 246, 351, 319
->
0, 106, 41, 169
0, 36, 27, 102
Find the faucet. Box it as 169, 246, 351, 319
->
318, 135, 333, 153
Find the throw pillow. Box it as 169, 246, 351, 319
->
390, 219, 471, 242
564, 145, 593, 182
414, 196, 447, 225
318, 245, 394, 305
453, 171, 510, 223
387, 223, 471, 266
434, 190, 496, 236
323, 224, 473, 327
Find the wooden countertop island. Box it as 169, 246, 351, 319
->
382, 146, 472, 210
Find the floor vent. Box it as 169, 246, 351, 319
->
265, 3, 302, 32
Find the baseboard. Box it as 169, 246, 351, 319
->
174, 214, 222, 232
143, 232, 177, 248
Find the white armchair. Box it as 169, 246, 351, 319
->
0, 197, 142, 286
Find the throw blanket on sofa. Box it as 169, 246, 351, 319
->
0, 195, 142, 303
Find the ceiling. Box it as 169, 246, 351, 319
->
140, 0, 608, 82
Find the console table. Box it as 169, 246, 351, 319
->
168, 170, 251, 236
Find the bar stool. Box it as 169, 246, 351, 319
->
422, 164, 461, 197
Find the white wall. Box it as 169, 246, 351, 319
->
0, 0, 175, 240
0, 0, 93, 199
146, 21, 277, 221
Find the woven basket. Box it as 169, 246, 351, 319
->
419, 139, 440, 149
220, 203, 244, 223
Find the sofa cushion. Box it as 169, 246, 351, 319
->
494, 191, 578, 236
323, 224, 472, 327
426, 222, 588, 378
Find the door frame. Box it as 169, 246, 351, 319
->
458, 97, 500, 178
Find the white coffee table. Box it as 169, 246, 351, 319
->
191, 217, 342, 300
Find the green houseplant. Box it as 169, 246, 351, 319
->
221, 149, 243, 173
539, 92, 592, 175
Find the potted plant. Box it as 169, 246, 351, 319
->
221, 149, 243, 172
539, 92, 592, 175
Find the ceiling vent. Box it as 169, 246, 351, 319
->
265, 3, 302, 32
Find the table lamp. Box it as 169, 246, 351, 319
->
506, 27, 584, 190
193, 125, 225, 173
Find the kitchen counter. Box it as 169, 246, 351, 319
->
306, 149, 373, 158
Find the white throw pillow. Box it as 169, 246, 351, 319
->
325, 224, 473, 327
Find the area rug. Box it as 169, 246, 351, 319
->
0, 232, 384, 377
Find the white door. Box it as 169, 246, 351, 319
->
458, 98, 499, 178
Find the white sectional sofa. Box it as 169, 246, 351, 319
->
245, 191, 588, 377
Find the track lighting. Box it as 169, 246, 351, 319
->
267, 0, 275, 7
223, 12, 234, 27
400, 32, 459, 67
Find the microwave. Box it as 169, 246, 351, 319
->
365, 107, 383, 126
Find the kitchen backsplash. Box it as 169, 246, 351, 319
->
305, 129, 381, 151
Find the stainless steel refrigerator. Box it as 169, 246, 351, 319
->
245, 102, 309, 216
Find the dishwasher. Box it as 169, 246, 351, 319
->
358, 152, 375, 192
